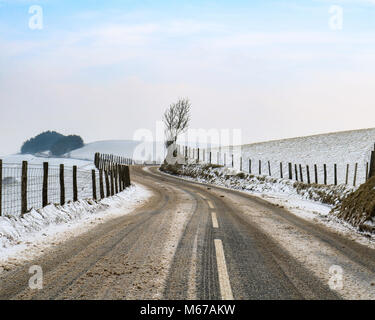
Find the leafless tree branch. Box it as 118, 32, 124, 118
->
163, 98, 191, 147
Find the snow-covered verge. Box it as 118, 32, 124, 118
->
159, 164, 375, 244
0, 184, 152, 268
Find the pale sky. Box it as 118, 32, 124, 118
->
1, 0, 375, 154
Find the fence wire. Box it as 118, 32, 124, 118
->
182, 147, 370, 187
0, 163, 99, 216
2, 166, 22, 216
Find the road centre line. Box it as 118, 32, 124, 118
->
211, 212, 219, 228
214, 239, 234, 300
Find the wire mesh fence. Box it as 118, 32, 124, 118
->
2, 165, 22, 216
0, 155, 132, 217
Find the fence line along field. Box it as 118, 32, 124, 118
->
0, 153, 132, 217
178, 127, 375, 186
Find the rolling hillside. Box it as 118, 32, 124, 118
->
215, 128, 375, 185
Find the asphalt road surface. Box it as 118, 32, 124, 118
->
1, 166, 375, 300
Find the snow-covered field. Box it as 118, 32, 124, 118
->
0, 154, 94, 169
0, 184, 152, 267
205, 128, 375, 186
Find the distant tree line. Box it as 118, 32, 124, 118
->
21, 131, 84, 156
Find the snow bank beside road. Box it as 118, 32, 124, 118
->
0, 184, 152, 266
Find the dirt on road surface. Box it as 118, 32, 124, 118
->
1, 166, 375, 299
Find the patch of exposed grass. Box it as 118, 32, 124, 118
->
332, 176, 375, 231
160, 163, 183, 175
236, 172, 247, 179
202, 164, 223, 170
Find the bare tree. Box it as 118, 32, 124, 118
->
163, 98, 191, 148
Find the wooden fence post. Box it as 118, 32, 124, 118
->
119, 165, 123, 191
259, 160, 262, 175
280, 162, 283, 179
240, 157, 243, 171
314, 164, 318, 184
306, 165, 310, 184
60, 164, 65, 205
224, 154, 226, 166
110, 168, 115, 196
288, 162, 292, 180
369, 150, 375, 179
121, 166, 125, 187
294, 164, 298, 181
353, 163, 358, 186
42, 162, 48, 207
345, 164, 349, 185
21, 161, 28, 214
73, 165, 78, 202
0, 159, 2, 216
118, 166, 122, 191
299, 164, 303, 182
334, 164, 337, 185
92, 170, 97, 200
118, 165, 122, 192
99, 169, 104, 199
249, 159, 252, 174
323, 164, 327, 185
125, 166, 131, 187
268, 161, 271, 176
210, 152, 212, 164
104, 170, 110, 197
94, 153, 99, 169
114, 166, 118, 194
122, 166, 126, 190
366, 162, 369, 181
231, 154, 234, 168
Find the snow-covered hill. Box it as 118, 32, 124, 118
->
213, 128, 375, 186
69, 140, 166, 163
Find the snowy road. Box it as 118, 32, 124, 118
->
1, 166, 375, 299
